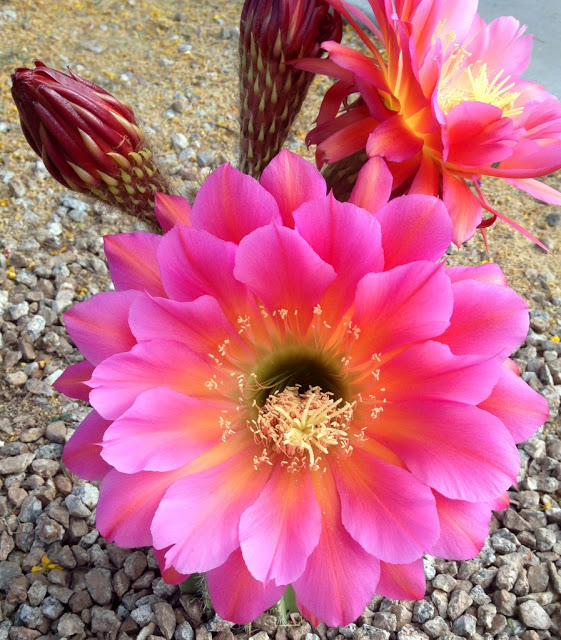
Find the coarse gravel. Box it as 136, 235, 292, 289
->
0, 1, 561, 639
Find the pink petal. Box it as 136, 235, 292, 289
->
374, 401, 520, 502
260, 150, 327, 228
97, 467, 189, 547
293, 194, 383, 320
381, 341, 501, 405
433, 0, 478, 47
366, 115, 424, 162
495, 137, 561, 177
152, 450, 270, 574
154, 193, 191, 232
493, 493, 510, 512
104, 233, 165, 296
190, 163, 281, 243
377, 559, 426, 600
101, 388, 226, 473
430, 491, 493, 560
349, 156, 393, 214
437, 279, 529, 359
292, 471, 380, 627
314, 115, 379, 166
62, 409, 112, 481
352, 262, 453, 358
321, 41, 390, 92
409, 153, 440, 196
295, 600, 322, 629
64, 290, 139, 366
234, 224, 336, 327
444, 102, 516, 168
374, 195, 453, 269
128, 295, 247, 360
332, 448, 439, 563
240, 466, 321, 585
207, 548, 285, 624
442, 172, 482, 246
89, 340, 216, 420
356, 76, 394, 121
292, 56, 354, 83
467, 17, 532, 78
153, 546, 190, 585
505, 178, 561, 206
412, 0, 477, 64
157, 225, 250, 319
446, 263, 508, 286
54, 360, 94, 401
479, 363, 549, 443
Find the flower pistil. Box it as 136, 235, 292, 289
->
252, 385, 355, 472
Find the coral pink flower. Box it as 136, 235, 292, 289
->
299, 0, 561, 245
56, 151, 547, 625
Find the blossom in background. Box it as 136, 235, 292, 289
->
11, 61, 169, 221
55, 151, 547, 625
299, 0, 561, 245
239, 0, 342, 177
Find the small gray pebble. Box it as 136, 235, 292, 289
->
41, 596, 65, 620
175, 621, 195, 640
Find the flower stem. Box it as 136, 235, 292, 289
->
277, 585, 298, 624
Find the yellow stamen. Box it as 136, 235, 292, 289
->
438, 55, 523, 118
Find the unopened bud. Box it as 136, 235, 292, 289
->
11, 61, 169, 221
239, 0, 342, 178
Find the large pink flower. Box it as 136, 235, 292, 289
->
56, 150, 547, 626
299, 0, 561, 245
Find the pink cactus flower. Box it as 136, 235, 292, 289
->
56, 151, 547, 625
299, 0, 561, 246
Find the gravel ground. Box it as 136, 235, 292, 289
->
1, 1, 561, 639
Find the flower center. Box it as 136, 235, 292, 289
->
438, 51, 523, 119
249, 346, 349, 407
251, 385, 355, 472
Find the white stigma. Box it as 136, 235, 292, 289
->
251, 385, 355, 471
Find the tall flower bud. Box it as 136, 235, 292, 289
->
239, 0, 342, 177
11, 61, 169, 221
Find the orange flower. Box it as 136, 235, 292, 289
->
299, 0, 561, 245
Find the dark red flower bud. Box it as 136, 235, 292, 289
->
11, 61, 169, 220
239, 0, 342, 177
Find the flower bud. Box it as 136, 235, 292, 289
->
239, 0, 342, 177
11, 61, 169, 220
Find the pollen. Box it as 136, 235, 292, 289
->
438, 56, 523, 118
251, 386, 355, 471
465, 65, 523, 118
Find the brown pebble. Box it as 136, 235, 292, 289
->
153, 601, 176, 640
69, 589, 93, 613
113, 568, 130, 597
120, 615, 140, 635
53, 474, 73, 495
132, 570, 156, 590
45, 421, 67, 444
19, 426, 43, 442
6, 627, 41, 640
85, 567, 113, 605
7, 575, 29, 603
124, 550, 148, 580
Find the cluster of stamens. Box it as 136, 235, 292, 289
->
251, 385, 355, 472
438, 46, 523, 118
